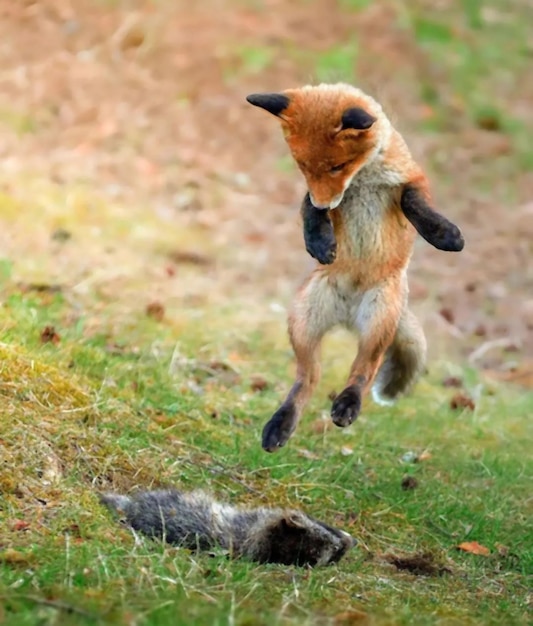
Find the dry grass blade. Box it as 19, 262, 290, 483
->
0, 595, 99, 621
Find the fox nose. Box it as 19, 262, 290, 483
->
309, 192, 329, 209
309, 192, 343, 210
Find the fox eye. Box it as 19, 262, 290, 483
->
330, 162, 349, 173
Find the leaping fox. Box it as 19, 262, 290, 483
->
246, 83, 464, 453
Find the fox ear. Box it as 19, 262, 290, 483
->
246, 93, 290, 117
341, 107, 376, 131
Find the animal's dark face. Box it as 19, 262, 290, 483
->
312, 519, 356, 565
261, 513, 356, 567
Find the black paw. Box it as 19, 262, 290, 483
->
331, 386, 361, 427
432, 222, 464, 252
262, 404, 297, 452
400, 184, 465, 253
305, 234, 337, 265
301, 194, 337, 265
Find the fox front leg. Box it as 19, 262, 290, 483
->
301, 193, 337, 265
400, 183, 465, 252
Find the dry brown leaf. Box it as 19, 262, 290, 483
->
250, 375, 269, 392
439, 307, 455, 324
146, 301, 165, 322
167, 250, 213, 266
475, 113, 502, 131
450, 393, 475, 411
40, 325, 61, 344
442, 376, 463, 388
457, 541, 490, 556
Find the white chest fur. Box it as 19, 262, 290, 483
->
338, 183, 392, 258
336, 157, 405, 259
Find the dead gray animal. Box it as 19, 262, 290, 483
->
100, 488, 355, 567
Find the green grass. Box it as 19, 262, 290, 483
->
0, 108, 37, 135
338, 0, 372, 10
0, 279, 531, 626
223, 44, 276, 82
1, 0, 532, 624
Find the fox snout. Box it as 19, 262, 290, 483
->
305, 173, 351, 209
309, 191, 344, 210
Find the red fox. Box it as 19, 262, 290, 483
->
100, 488, 355, 566
246, 83, 464, 453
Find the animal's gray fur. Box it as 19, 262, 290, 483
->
100, 488, 355, 567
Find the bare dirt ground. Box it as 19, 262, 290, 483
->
1, 0, 532, 381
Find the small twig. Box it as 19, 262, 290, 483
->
0, 594, 99, 620
468, 338, 519, 364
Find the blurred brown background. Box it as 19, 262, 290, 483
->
0, 0, 531, 380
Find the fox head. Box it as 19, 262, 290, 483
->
247, 83, 389, 209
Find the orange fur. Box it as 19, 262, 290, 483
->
247, 83, 448, 452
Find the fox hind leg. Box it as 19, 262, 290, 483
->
262, 273, 338, 452
331, 279, 403, 427
371, 307, 427, 406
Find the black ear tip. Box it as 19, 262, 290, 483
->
361, 114, 376, 129
341, 107, 377, 131
245, 92, 290, 116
